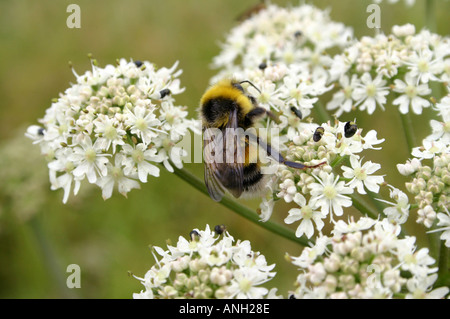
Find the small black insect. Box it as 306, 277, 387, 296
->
189, 230, 200, 241
344, 121, 358, 138
214, 224, 227, 235
290, 106, 303, 119
313, 126, 325, 142
160, 88, 171, 99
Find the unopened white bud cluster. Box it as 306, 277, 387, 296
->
133, 225, 279, 299
259, 120, 385, 239
289, 218, 449, 299
397, 92, 450, 242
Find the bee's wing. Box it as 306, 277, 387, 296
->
203, 109, 244, 201
203, 127, 226, 202
220, 108, 244, 198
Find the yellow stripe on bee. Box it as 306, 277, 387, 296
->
245, 140, 259, 165
200, 79, 254, 115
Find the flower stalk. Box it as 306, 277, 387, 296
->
398, 111, 417, 152
171, 164, 310, 247
426, 0, 437, 33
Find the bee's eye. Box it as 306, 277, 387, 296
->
232, 82, 245, 92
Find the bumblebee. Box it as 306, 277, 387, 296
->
200, 79, 325, 202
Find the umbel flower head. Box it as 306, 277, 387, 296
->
327, 25, 450, 116
211, 3, 353, 120
26, 58, 196, 203
259, 119, 385, 239
289, 217, 449, 299
132, 225, 279, 299
396, 91, 450, 243
210, 3, 386, 239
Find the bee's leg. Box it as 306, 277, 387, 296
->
264, 109, 278, 122
266, 142, 326, 169
251, 133, 326, 169
246, 131, 326, 169
282, 160, 327, 169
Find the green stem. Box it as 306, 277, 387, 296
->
330, 154, 348, 168
172, 165, 310, 247
398, 111, 417, 152
314, 100, 332, 125
366, 190, 388, 215
426, 0, 437, 33
29, 217, 77, 298
437, 241, 449, 287
349, 193, 379, 219
427, 227, 441, 261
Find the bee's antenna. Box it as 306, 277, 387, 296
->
239, 80, 261, 94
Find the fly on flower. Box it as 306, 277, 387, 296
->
200, 79, 326, 202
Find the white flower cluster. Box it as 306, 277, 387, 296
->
211, 3, 353, 120
26, 58, 197, 203
289, 218, 449, 299
327, 24, 450, 116
132, 225, 279, 299
259, 120, 385, 239
397, 92, 450, 245
209, 4, 388, 238
373, 0, 416, 6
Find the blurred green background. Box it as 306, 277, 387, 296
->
0, 0, 448, 298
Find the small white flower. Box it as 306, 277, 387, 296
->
405, 274, 449, 299
284, 193, 325, 238
332, 216, 377, 236
427, 207, 450, 248
392, 73, 431, 114
93, 114, 126, 152
96, 154, 140, 200
121, 143, 163, 183
405, 49, 444, 84
326, 74, 358, 117
308, 171, 353, 222
280, 75, 319, 116
396, 237, 437, 277
227, 268, 272, 299
342, 155, 384, 194
411, 139, 447, 159
378, 185, 410, 224
124, 104, 162, 145
69, 135, 109, 184
352, 73, 389, 114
